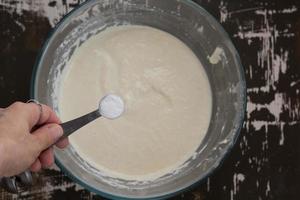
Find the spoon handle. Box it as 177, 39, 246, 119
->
60, 110, 101, 138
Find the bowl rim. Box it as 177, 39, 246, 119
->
30, 0, 247, 199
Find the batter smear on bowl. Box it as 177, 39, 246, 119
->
59, 25, 212, 181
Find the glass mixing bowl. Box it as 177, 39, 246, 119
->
31, 0, 246, 199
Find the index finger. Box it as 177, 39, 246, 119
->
27, 103, 61, 127
6, 101, 62, 132
8, 102, 61, 130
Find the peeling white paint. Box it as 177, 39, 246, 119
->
0, 0, 86, 27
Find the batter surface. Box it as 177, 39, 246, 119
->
59, 25, 212, 180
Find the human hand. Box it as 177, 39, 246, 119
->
0, 102, 69, 177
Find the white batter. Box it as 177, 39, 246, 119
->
59, 25, 212, 181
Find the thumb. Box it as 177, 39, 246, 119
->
31, 123, 63, 152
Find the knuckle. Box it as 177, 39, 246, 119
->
11, 101, 25, 110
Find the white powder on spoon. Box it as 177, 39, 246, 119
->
99, 94, 124, 119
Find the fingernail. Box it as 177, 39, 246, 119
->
48, 124, 63, 141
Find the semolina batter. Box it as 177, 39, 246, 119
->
59, 25, 212, 181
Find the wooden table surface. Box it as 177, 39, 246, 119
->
0, 0, 299, 199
